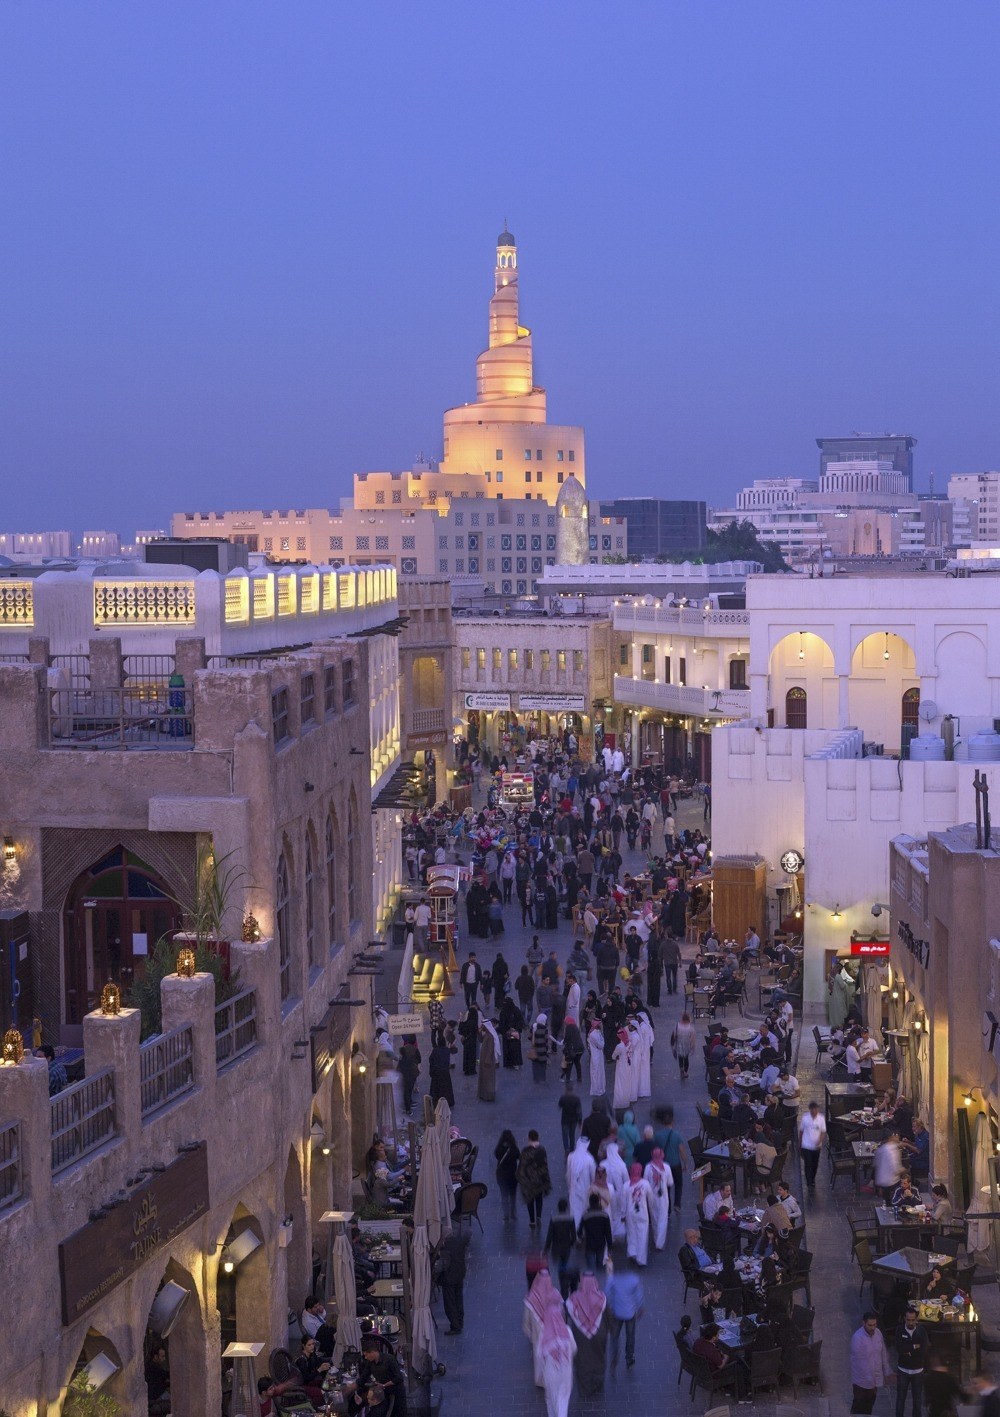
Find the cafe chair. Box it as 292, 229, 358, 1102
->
689, 1354, 743, 1407
781, 1337, 823, 1399
452, 1181, 488, 1232
674, 1330, 695, 1390
268, 1349, 315, 1413
720, 1286, 745, 1318
764, 1282, 796, 1322
852, 1238, 877, 1300
812, 1026, 831, 1065
460, 1144, 479, 1183
846, 1202, 877, 1245
827, 1148, 855, 1191
745, 1347, 784, 1401
789, 1305, 815, 1343
449, 1137, 473, 1172
783, 1224, 807, 1252
789, 1250, 813, 1306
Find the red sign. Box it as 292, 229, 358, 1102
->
851, 940, 891, 957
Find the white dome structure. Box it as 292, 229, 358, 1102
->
555, 472, 589, 565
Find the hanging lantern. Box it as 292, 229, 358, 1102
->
241, 913, 261, 944
100, 982, 121, 1015
176, 948, 197, 979
2, 1029, 24, 1065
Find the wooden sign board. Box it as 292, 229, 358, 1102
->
59, 1141, 210, 1325
691, 1163, 712, 1181
388, 1013, 424, 1035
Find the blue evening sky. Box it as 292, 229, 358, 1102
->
2, 2, 997, 533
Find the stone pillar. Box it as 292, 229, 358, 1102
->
161, 971, 217, 1113
838, 674, 851, 729
0, 1054, 51, 1210
82, 1006, 142, 1175
27, 636, 50, 666
750, 671, 769, 721
88, 636, 123, 691
174, 637, 207, 680
434, 754, 448, 806
228, 937, 279, 1047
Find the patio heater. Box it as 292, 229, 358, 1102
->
222, 1342, 264, 1417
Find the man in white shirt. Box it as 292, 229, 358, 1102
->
641, 799, 658, 826
703, 1183, 733, 1223
413, 898, 432, 951
611, 746, 625, 775
663, 814, 676, 850
778, 1069, 800, 1103
845, 1036, 863, 1077
857, 1028, 880, 1080
798, 1102, 827, 1191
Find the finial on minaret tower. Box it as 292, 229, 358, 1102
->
496, 224, 517, 282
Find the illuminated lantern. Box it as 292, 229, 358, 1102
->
100, 983, 121, 1015
241, 913, 261, 943
176, 948, 197, 979
2, 1029, 24, 1065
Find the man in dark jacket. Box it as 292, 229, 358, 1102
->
544, 1198, 580, 1297
434, 1230, 471, 1335
557, 1080, 583, 1154
661, 936, 682, 996
360, 1341, 408, 1416
595, 937, 619, 997
894, 1304, 930, 1417
577, 1194, 613, 1271
460, 954, 482, 1007
581, 1098, 612, 1160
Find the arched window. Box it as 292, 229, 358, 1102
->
305, 833, 316, 967
785, 686, 807, 730
902, 687, 920, 734
276, 852, 291, 1001
326, 813, 338, 948
347, 795, 359, 925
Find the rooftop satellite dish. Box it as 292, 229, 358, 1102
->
919, 700, 938, 722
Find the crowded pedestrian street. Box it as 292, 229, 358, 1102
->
377, 765, 1000, 1417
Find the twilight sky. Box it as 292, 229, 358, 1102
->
2, 2, 998, 533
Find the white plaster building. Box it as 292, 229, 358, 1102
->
711, 571, 1000, 1003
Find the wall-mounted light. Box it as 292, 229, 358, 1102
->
352, 1042, 369, 1075
884, 632, 891, 662
2, 835, 14, 863
962, 1086, 983, 1108
913, 1017, 923, 1032
891, 989, 899, 1000
831, 904, 842, 920
798, 633, 805, 661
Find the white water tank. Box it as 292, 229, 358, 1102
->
908, 733, 946, 762
967, 731, 1000, 762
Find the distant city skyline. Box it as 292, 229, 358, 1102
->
2, 2, 998, 528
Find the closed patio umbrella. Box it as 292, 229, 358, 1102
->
414, 1124, 445, 1244
967, 1110, 995, 1256
860, 964, 884, 1048
410, 1222, 437, 1373
332, 1230, 363, 1363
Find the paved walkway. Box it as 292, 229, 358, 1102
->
379, 794, 996, 1416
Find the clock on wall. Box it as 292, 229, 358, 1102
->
780, 849, 805, 874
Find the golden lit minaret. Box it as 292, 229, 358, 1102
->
475, 227, 536, 403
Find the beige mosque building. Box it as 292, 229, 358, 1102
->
352, 227, 586, 512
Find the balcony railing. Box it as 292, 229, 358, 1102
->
139, 1027, 194, 1118
410, 708, 446, 733
51, 1069, 116, 1175
613, 676, 751, 720
215, 988, 258, 1070
48, 687, 194, 749
613, 604, 750, 635
0, 1121, 22, 1211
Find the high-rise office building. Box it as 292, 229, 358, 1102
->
816, 434, 916, 491
599, 498, 705, 559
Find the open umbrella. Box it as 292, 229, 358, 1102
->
409, 1222, 437, 1373
967, 1111, 995, 1256
331, 1230, 363, 1363
433, 1099, 454, 1239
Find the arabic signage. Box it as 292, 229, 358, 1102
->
897, 919, 930, 968
464, 692, 511, 710
851, 940, 891, 957
518, 693, 587, 712
59, 1142, 210, 1325
388, 1012, 425, 1035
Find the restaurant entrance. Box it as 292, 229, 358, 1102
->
62, 847, 180, 1026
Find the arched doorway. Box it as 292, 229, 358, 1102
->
63, 847, 181, 1025
217, 1207, 269, 1368
64, 1329, 126, 1410
901, 687, 920, 753
283, 1145, 309, 1316
785, 686, 807, 729
144, 1259, 204, 1417
849, 631, 918, 751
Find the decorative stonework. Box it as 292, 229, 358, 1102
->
94, 580, 196, 627
0, 582, 34, 626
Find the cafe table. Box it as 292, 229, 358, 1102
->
368, 1278, 406, 1315
703, 1141, 755, 1197
873, 1204, 935, 1252
825, 1080, 876, 1121
726, 1027, 757, 1045
851, 1139, 877, 1191
870, 1246, 958, 1297
915, 1300, 983, 1372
